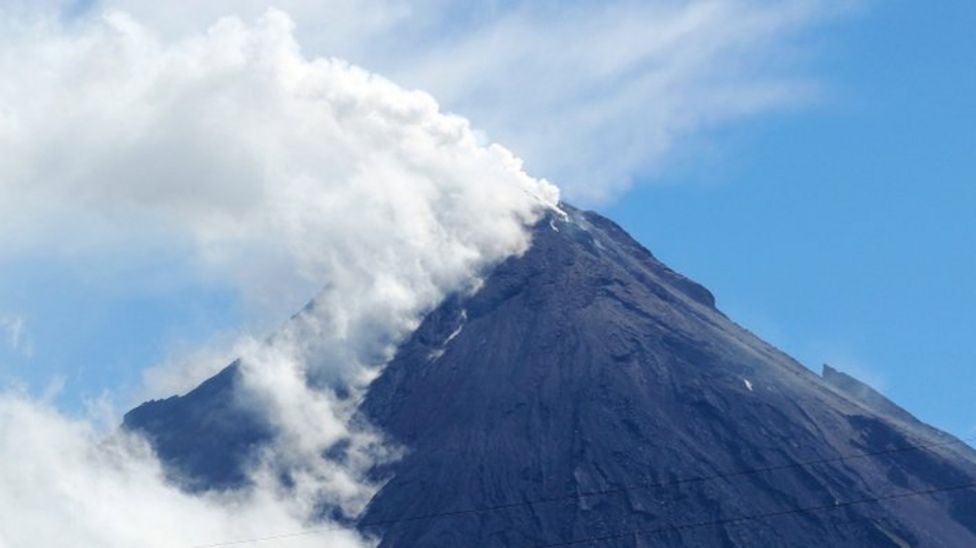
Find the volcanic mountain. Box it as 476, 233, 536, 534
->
125, 205, 976, 547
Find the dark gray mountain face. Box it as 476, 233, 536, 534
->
125, 205, 976, 547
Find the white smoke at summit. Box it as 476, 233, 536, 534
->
0, 8, 557, 317
0, 7, 557, 547
0, 2, 842, 545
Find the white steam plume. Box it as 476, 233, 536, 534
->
0, 7, 558, 547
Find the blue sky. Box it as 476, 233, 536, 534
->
0, 0, 973, 440
607, 1, 976, 437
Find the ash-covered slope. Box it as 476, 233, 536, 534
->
126, 205, 976, 547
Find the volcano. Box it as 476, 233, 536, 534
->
125, 205, 976, 547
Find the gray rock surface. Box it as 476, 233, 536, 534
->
126, 205, 976, 547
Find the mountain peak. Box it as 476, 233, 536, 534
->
126, 206, 976, 547
550, 204, 717, 309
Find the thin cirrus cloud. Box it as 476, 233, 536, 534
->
0, 315, 31, 357
91, 0, 856, 203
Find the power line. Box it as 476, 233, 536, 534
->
191, 527, 345, 548
532, 480, 976, 547
189, 434, 976, 547
354, 434, 976, 531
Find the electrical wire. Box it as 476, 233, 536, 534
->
533, 480, 976, 547
189, 433, 976, 547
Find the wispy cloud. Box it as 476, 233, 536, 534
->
383, 0, 834, 203
0, 315, 32, 357
80, 0, 856, 203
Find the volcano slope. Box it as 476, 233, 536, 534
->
126, 205, 976, 547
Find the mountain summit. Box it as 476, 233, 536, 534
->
125, 205, 976, 546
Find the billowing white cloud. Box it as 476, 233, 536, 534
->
76, 0, 855, 203
0, 392, 369, 548
0, 7, 558, 547
0, 7, 557, 317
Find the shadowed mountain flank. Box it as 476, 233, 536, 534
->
126, 205, 976, 547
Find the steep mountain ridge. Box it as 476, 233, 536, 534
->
125, 205, 976, 546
